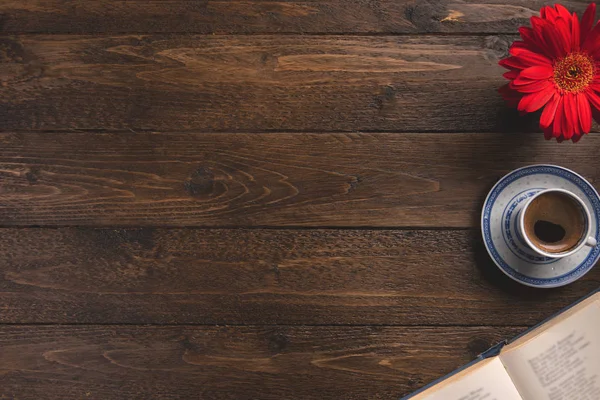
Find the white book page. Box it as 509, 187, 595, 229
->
412, 357, 523, 400
500, 299, 600, 400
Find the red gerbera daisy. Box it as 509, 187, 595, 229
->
499, 3, 600, 142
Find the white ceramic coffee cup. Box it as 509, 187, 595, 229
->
518, 188, 597, 258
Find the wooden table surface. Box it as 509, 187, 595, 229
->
1, 1, 600, 399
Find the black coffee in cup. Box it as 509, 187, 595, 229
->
523, 191, 586, 254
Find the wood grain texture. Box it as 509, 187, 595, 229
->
1, 132, 600, 227
0, 325, 525, 399
1, 228, 598, 324
0, 1, 591, 34
0, 34, 526, 132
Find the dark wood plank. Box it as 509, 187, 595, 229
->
1, 132, 600, 227
1, 228, 597, 324
0, 1, 590, 34
0, 325, 525, 399
0, 34, 525, 132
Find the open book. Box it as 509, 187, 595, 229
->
402, 289, 600, 400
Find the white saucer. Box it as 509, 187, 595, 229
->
481, 165, 600, 288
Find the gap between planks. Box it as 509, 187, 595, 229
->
0, 323, 530, 328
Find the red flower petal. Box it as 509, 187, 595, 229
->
510, 40, 540, 54
583, 21, 600, 52
586, 90, 600, 111
519, 26, 546, 54
519, 65, 553, 80
542, 6, 558, 21
555, 4, 572, 25
499, 56, 528, 70
578, 93, 592, 133
562, 96, 574, 139
571, 13, 580, 52
519, 26, 535, 42
540, 93, 560, 128
509, 47, 552, 66
565, 94, 581, 138
512, 71, 544, 85
510, 79, 551, 93
557, 16, 572, 46
503, 70, 519, 80
589, 47, 600, 59
572, 133, 583, 143
553, 97, 565, 137
530, 17, 555, 56
580, 3, 596, 45
589, 82, 600, 92
518, 85, 554, 113
512, 77, 538, 86
544, 17, 570, 57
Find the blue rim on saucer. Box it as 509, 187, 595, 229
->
481, 165, 600, 288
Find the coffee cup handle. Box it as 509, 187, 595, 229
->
586, 236, 598, 247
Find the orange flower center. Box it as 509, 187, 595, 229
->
553, 52, 595, 93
